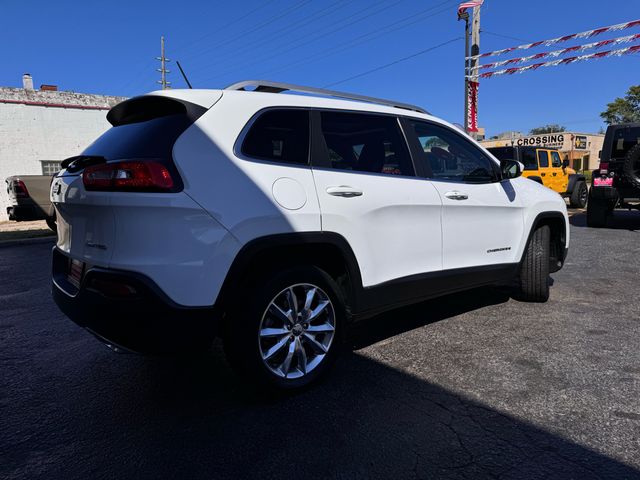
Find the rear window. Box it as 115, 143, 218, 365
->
487, 146, 539, 170
487, 147, 515, 161
82, 115, 193, 161
82, 96, 206, 161
610, 127, 640, 158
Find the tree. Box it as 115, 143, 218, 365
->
600, 85, 640, 125
529, 124, 566, 135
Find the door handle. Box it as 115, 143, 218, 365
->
444, 191, 468, 201
326, 186, 363, 198
552, 172, 557, 176
541, 173, 546, 176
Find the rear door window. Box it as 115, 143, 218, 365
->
538, 150, 550, 168
241, 109, 310, 165
314, 111, 414, 176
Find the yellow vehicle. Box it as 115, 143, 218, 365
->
488, 146, 588, 208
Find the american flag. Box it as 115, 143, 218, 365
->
458, 0, 484, 15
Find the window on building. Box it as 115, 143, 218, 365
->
241, 109, 310, 165
316, 111, 414, 176
41, 161, 61, 176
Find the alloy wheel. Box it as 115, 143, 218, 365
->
258, 283, 336, 379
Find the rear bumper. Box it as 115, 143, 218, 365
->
51, 248, 219, 354
590, 185, 618, 201
7, 205, 46, 221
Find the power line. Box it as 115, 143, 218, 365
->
174, 0, 279, 54
180, 0, 313, 64
188, 0, 349, 74
252, 0, 457, 80
482, 30, 531, 43
198, 0, 408, 83
324, 37, 463, 88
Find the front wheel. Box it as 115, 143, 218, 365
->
223, 266, 344, 390
569, 181, 588, 209
515, 225, 550, 302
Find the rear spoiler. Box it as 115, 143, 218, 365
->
106, 96, 207, 126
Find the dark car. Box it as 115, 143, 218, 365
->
587, 124, 640, 227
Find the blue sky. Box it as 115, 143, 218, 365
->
2, 0, 638, 136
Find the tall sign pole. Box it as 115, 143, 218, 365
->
469, 5, 481, 137
459, 11, 470, 132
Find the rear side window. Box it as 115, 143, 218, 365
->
538, 150, 549, 168
242, 109, 310, 165
316, 111, 414, 176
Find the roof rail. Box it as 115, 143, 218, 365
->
225, 80, 429, 114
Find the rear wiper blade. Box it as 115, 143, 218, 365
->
62, 155, 107, 173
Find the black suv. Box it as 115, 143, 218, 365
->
588, 123, 640, 227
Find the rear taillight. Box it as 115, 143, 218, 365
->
12, 180, 29, 198
598, 162, 609, 175
82, 161, 175, 192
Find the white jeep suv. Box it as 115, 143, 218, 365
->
51, 81, 569, 389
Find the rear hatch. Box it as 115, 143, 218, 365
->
51, 93, 214, 266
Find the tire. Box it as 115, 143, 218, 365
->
623, 144, 640, 190
516, 225, 550, 303
586, 194, 608, 228
45, 217, 57, 233
569, 181, 588, 209
223, 265, 345, 390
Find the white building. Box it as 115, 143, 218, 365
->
0, 74, 126, 218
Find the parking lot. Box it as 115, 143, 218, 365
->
1, 211, 639, 479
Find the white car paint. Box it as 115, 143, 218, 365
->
51, 87, 569, 308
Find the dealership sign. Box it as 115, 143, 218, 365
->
516, 134, 565, 149
515, 133, 589, 150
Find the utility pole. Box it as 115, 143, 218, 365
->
469, 5, 481, 138
156, 36, 171, 90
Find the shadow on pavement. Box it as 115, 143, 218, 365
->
570, 210, 640, 231
3, 286, 638, 479
349, 286, 510, 350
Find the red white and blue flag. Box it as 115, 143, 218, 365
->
458, 0, 483, 15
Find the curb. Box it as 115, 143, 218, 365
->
0, 235, 56, 248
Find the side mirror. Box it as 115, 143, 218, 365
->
501, 159, 524, 179
562, 159, 570, 168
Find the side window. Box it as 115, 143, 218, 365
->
521, 148, 538, 170
317, 111, 414, 176
550, 151, 562, 167
538, 150, 549, 168
242, 109, 309, 165
408, 120, 498, 183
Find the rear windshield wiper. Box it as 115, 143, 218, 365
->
61, 155, 107, 173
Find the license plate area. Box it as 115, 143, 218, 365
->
67, 258, 85, 288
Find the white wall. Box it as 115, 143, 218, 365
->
0, 103, 113, 218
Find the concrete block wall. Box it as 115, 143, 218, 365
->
0, 87, 127, 219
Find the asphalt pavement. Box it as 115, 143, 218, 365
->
1, 212, 639, 479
